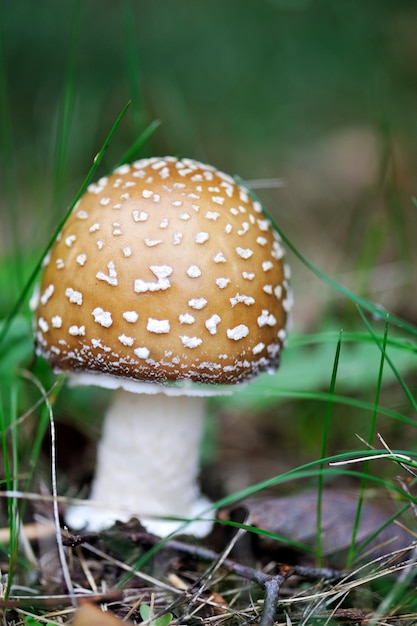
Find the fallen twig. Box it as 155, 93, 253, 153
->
64, 529, 344, 626
0, 590, 124, 610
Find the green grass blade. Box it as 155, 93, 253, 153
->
212, 460, 411, 512
317, 331, 342, 565
122, 0, 144, 133
116, 119, 162, 167
223, 387, 417, 429
290, 330, 416, 354
0, 14, 21, 288
26, 372, 76, 603
20, 372, 64, 503
380, 124, 412, 268
238, 176, 417, 338
347, 313, 389, 566
358, 308, 417, 413
0, 386, 19, 599
0, 100, 131, 351
52, 0, 81, 211
272, 213, 416, 337
354, 500, 411, 565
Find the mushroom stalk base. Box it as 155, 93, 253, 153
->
65, 388, 213, 537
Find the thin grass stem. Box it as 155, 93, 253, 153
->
347, 313, 389, 567
358, 308, 417, 413
25, 372, 77, 606
0, 100, 131, 351
122, 0, 145, 133
0, 386, 19, 599
52, 0, 81, 212
0, 15, 21, 288
317, 331, 342, 566
238, 176, 417, 338
116, 119, 162, 167
228, 387, 417, 429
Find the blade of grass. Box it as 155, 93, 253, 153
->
358, 308, 417, 413
0, 12, 21, 288
28, 372, 77, 606
347, 313, 389, 567
116, 118, 161, 167
236, 452, 417, 505
52, 0, 81, 212
0, 386, 19, 599
273, 213, 416, 337
317, 330, 342, 566
19, 373, 65, 518
122, 0, 144, 133
4, 452, 411, 511
0, 100, 131, 351
290, 330, 416, 354
237, 176, 417, 338
379, 122, 412, 269
354, 500, 412, 565
202, 518, 315, 555
222, 387, 417, 429
368, 543, 417, 625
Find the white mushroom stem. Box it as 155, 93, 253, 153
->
65, 388, 213, 537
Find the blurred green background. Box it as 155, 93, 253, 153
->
0, 0, 417, 327
2, 0, 417, 327
1, 0, 417, 493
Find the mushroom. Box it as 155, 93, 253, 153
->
34, 156, 292, 536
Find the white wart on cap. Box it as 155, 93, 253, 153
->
35, 157, 291, 387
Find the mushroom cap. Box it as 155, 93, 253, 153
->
34, 157, 291, 387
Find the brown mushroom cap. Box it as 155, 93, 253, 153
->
35, 157, 291, 386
